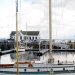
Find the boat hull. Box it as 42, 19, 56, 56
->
0, 71, 49, 74
0, 64, 14, 68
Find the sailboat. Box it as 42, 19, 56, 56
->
0, 0, 54, 74
1, 0, 75, 75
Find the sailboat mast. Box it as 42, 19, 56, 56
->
16, 0, 19, 75
25, 22, 27, 49
49, 0, 52, 54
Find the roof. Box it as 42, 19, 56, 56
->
10, 31, 39, 36
10, 31, 16, 36
21, 31, 39, 35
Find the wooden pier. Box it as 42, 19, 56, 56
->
40, 49, 75, 55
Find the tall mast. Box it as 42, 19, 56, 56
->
48, 0, 54, 63
16, 0, 19, 75
49, 0, 52, 54
25, 22, 27, 49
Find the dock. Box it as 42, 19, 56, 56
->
0, 49, 16, 56
40, 49, 75, 55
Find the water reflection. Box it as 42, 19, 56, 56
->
0, 54, 15, 64
0, 52, 75, 64
40, 52, 75, 64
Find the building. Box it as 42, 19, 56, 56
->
10, 30, 40, 47
0, 39, 14, 51
40, 40, 70, 49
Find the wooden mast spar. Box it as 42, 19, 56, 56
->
16, 0, 19, 75
48, 0, 54, 63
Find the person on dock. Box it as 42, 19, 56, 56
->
58, 60, 60, 65
37, 69, 40, 72
24, 69, 26, 72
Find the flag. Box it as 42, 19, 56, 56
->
16, 0, 18, 12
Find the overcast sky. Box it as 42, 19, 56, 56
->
0, 0, 75, 39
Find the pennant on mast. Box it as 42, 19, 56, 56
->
16, 0, 18, 12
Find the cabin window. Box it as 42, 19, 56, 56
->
20, 36, 22, 40
30, 37, 31, 40
24, 36, 26, 40
33, 37, 34, 40
36, 37, 37, 39
27, 37, 28, 39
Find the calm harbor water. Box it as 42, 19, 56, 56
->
38, 52, 75, 64
0, 51, 75, 75
0, 52, 75, 64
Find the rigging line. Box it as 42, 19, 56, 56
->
61, 3, 65, 40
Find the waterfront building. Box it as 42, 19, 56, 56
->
0, 39, 14, 51
40, 40, 70, 49
10, 30, 40, 48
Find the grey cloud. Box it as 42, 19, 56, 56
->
52, 0, 69, 8
52, 0, 75, 10
23, 0, 40, 4
65, 0, 75, 10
